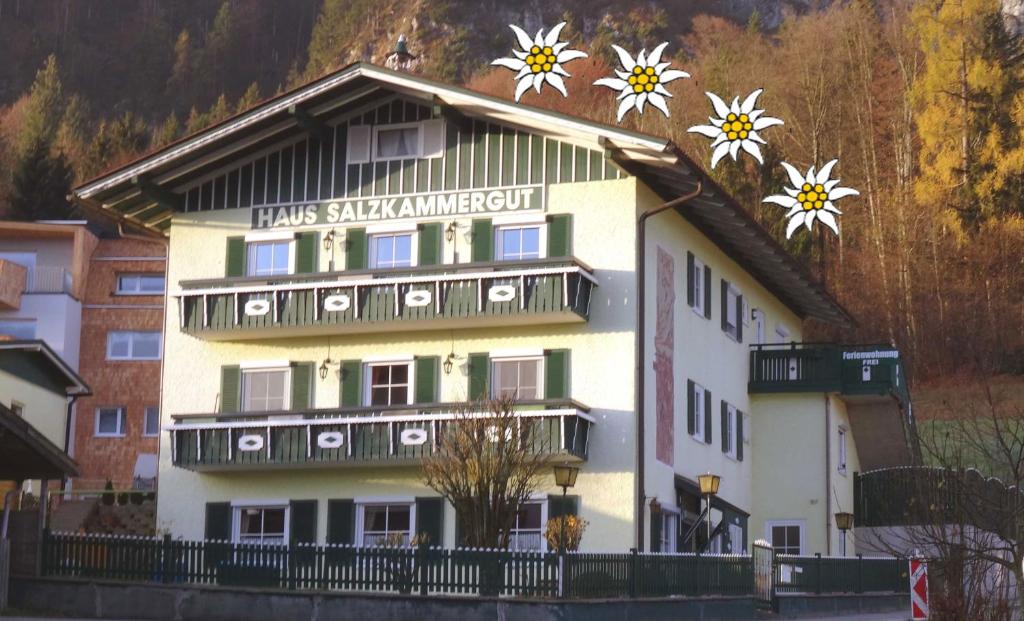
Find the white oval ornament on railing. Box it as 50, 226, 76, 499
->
404, 290, 432, 307
400, 428, 428, 446
244, 299, 271, 316
485, 425, 514, 443
323, 294, 351, 312
238, 434, 264, 451
316, 431, 345, 449
488, 285, 517, 303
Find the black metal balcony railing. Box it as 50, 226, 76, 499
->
748, 343, 909, 405
175, 258, 596, 338
168, 400, 593, 471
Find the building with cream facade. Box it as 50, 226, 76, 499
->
73, 64, 913, 555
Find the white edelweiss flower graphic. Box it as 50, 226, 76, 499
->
491, 22, 588, 102
763, 159, 859, 239
593, 43, 690, 122
688, 89, 784, 169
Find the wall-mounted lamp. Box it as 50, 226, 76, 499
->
443, 351, 457, 375
323, 229, 337, 252
445, 221, 457, 242
320, 338, 340, 379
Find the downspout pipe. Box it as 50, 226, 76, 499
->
636, 179, 703, 551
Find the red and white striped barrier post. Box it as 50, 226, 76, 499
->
910, 558, 929, 620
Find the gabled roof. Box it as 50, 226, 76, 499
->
71, 62, 850, 326
0, 340, 91, 396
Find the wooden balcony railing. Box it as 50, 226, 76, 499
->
174, 258, 596, 339
168, 400, 593, 471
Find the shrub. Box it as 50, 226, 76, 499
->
544, 515, 589, 551
101, 480, 115, 506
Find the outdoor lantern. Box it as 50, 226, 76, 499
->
835, 511, 854, 532
553, 463, 579, 489
697, 472, 721, 496
319, 360, 330, 380
443, 351, 456, 375
322, 229, 336, 252
445, 221, 457, 242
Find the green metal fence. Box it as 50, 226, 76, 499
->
41, 531, 908, 600
773, 554, 909, 595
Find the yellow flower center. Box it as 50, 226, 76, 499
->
633, 66, 642, 75
526, 55, 535, 65
727, 113, 737, 122
530, 46, 540, 54
727, 131, 737, 140
814, 200, 824, 209
744, 122, 752, 130
814, 184, 824, 193
797, 193, 807, 202
802, 183, 812, 192
803, 202, 813, 211
650, 75, 658, 84
531, 64, 542, 73
543, 46, 553, 55
739, 130, 748, 139
633, 84, 644, 93
645, 66, 655, 75
739, 114, 749, 122
644, 83, 654, 92
807, 191, 818, 202
637, 74, 649, 85
628, 76, 637, 85
543, 62, 552, 72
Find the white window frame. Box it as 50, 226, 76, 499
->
837, 426, 848, 475
355, 499, 416, 547
743, 411, 752, 445
143, 405, 160, 437
363, 360, 414, 407
490, 355, 544, 401
659, 505, 680, 553
231, 502, 290, 546
494, 224, 546, 262
728, 523, 745, 554
765, 520, 805, 555
95, 406, 126, 437
724, 284, 740, 340
245, 239, 295, 277
752, 308, 766, 344
371, 121, 424, 162
241, 367, 292, 413
106, 331, 162, 361
368, 231, 418, 269
692, 257, 706, 317
691, 382, 706, 442
115, 273, 166, 295
724, 402, 738, 459
508, 498, 548, 551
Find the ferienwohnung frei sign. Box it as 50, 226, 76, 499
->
251, 185, 543, 229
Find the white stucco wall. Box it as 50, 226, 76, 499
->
0, 294, 83, 369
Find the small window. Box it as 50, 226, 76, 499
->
242, 369, 290, 413
107, 331, 161, 360
236, 506, 287, 545
508, 501, 545, 551
723, 403, 738, 458
752, 309, 766, 344
365, 362, 411, 406
724, 283, 740, 339
96, 407, 126, 437
247, 240, 292, 277
495, 225, 542, 261
767, 521, 803, 555
692, 258, 707, 317
491, 357, 542, 401
660, 511, 679, 553
116, 274, 165, 295
373, 123, 421, 161
369, 233, 414, 269
360, 503, 412, 546
728, 523, 745, 554
143, 406, 160, 437
691, 383, 706, 442
838, 427, 848, 474
10, 401, 24, 417
0, 319, 36, 340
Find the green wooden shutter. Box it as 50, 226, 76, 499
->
736, 295, 744, 343
737, 411, 744, 462
340, 360, 362, 407
345, 227, 367, 270
220, 366, 241, 413
291, 362, 314, 411
720, 280, 729, 332
687, 379, 695, 436
295, 231, 319, 273
704, 388, 713, 445
414, 356, 439, 404
326, 499, 354, 544
721, 401, 729, 453
703, 265, 712, 319
686, 252, 695, 307
467, 353, 489, 400
544, 349, 570, 400
547, 494, 579, 519
225, 236, 246, 277
415, 497, 444, 547
471, 219, 493, 262
547, 214, 572, 258
650, 508, 662, 552
418, 223, 442, 266
204, 502, 231, 540
289, 499, 318, 544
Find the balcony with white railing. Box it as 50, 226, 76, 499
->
168, 400, 594, 471
174, 258, 597, 340
24, 266, 74, 294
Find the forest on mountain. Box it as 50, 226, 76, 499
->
0, 0, 1021, 391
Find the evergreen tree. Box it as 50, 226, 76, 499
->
154, 112, 181, 147
9, 137, 74, 221
236, 82, 261, 113
203, 2, 237, 94
167, 29, 194, 109
18, 55, 64, 157
305, 0, 350, 79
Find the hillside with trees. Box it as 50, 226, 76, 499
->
0, 0, 1021, 392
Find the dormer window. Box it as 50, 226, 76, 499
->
348, 119, 445, 164
374, 124, 421, 160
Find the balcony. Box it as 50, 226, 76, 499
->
175, 258, 596, 340
168, 400, 593, 471
0, 260, 26, 309
748, 343, 910, 405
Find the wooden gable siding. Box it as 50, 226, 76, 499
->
182, 97, 624, 213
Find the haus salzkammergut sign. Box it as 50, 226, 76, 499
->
251, 185, 543, 229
